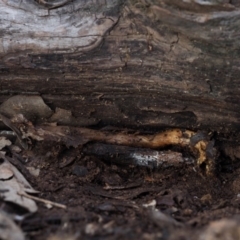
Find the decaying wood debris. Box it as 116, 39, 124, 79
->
0, 113, 216, 174
83, 143, 191, 169
0, 95, 217, 175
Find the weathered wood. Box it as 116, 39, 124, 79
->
0, 0, 240, 140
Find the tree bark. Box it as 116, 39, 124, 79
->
0, 0, 240, 141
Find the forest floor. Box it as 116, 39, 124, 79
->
1, 96, 240, 240
14, 140, 240, 240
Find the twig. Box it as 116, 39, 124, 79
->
18, 192, 67, 209
104, 181, 143, 190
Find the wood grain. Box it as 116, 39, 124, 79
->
0, 0, 239, 141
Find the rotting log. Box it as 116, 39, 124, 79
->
0, 0, 240, 144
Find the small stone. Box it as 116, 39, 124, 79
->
72, 165, 88, 177
143, 200, 157, 208
182, 208, 193, 216
97, 203, 117, 212
27, 167, 40, 177
85, 223, 99, 235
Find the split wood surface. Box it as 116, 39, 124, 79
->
1, 0, 240, 139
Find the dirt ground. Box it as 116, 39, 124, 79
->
3, 138, 240, 240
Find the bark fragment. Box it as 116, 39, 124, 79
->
83, 143, 190, 169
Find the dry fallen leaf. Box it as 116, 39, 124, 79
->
0, 136, 11, 150
0, 158, 38, 213
0, 210, 25, 240
0, 95, 53, 123
0, 162, 13, 180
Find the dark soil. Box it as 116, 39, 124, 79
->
5, 139, 240, 240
